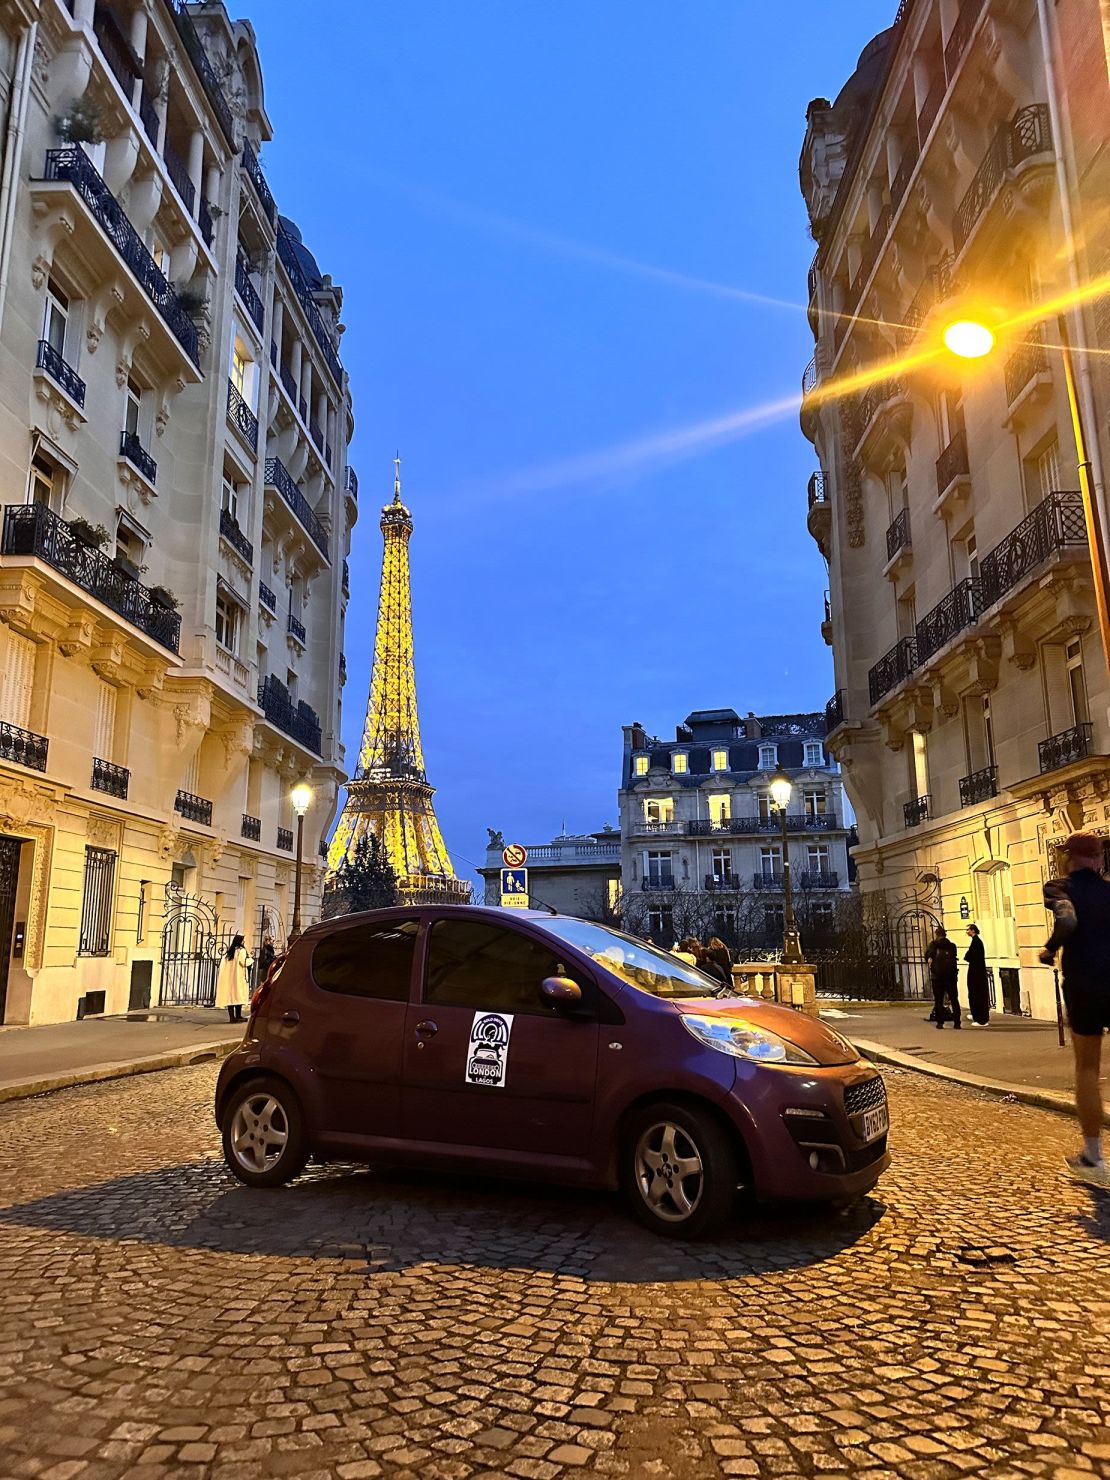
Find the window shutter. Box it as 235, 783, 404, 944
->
0, 628, 36, 729
93, 679, 116, 760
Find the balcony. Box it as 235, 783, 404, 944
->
2, 503, 181, 652
807, 470, 831, 552
1004, 327, 1050, 410
640, 876, 675, 892
637, 820, 681, 835
885, 507, 911, 570
287, 611, 306, 644
943, 0, 986, 78
175, 789, 213, 827
91, 756, 129, 799
978, 490, 1085, 608
257, 674, 322, 756
119, 430, 156, 486
169, 0, 237, 145
752, 872, 784, 890
915, 576, 981, 666
279, 363, 298, 402
900, 258, 953, 347
219, 507, 253, 566
339, 653, 347, 685
917, 73, 945, 148
826, 689, 845, 735
264, 458, 329, 560
1039, 723, 1092, 775
241, 814, 262, 842
796, 871, 839, 890
277, 827, 294, 852
854, 376, 909, 461
92, 4, 141, 97
139, 92, 159, 145
0, 720, 48, 773
162, 138, 195, 216
903, 796, 930, 828
959, 765, 998, 807
704, 875, 739, 892
199, 197, 214, 248
227, 380, 258, 452
259, 581, 276, 612
935, 426, 970, 509
276, 221, 343, 388
309, 415, 324, 450
345, 466, 358, 500
36, 339, 85, 409
38, 149, 200, 365
953, 105, 1051, 255
869, 635, 918, 706
241, 143, 276, 228
342, 558, 350, 595
800, 356, 819, 439
235, 251, 264, 332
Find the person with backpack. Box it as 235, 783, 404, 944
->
924, 925, 960, 1029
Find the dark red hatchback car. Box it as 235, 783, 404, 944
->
215, 907, 890, 1237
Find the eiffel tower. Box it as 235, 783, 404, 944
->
327, 459, 469, 903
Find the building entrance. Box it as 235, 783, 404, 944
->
0, 836, 22, 1021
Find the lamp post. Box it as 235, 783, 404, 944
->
289, 780, 314, 938
768, 764, 803, 964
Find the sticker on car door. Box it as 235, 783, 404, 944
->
466, 1011, 514, 1087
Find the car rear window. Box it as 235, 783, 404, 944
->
311, 920, 418, 1000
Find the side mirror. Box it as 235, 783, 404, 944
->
539, 975, 582, 1009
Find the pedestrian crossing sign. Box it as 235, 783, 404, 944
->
500, 868, 529, 908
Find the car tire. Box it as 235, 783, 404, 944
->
621, 1101, 739, 1239
221, 1075, 309, 1189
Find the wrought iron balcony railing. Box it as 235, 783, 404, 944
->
944, 0, 985, 78
276, 826, 294, 852
869, 635, 917, 705
915, 576, 981, 666
954, 105, 1051, 252
219, 506, 253, 565
890, 137, 919, 210
826, 689, 845, 734
276, 221, 343, 387
796, 871, 839, 890
235, 250, 264, 331
935, 426, 969, 494
1, 720, 48, 773
856, 376, 907, 444
917, 74, 945, 146
279, 363, 298, 402
978, 490, 1085, 608
901, 257, 953, 344
120, 430, 156, 484
36, 338, 85, 407
342, 558, 350, 593
753, 872, 784, 890
345, 466, 358, 499
959, 765, 998, 806
808, 471, 828, 509
1039, 723, 1092, 775
339, 653, 347, 684
801, 357, 818, 396
309, 415, 324, 449
169, 0, 237, 145
2, 502, 181, 652
886, 507, 911, 563
241, 813, 262, 842
227, 380, 258, 451
1004, 326, 1050, 406
40, 150, 199, 364
198, 196, 214, 247
162, 138, 196, 215
175, 789, 213, 826
259, 581, 276, 612
640, 876, 675, 892
264, 458, 329, 559
903, 795, 930, 828
257, 674, 322, 756
92, 756, 129, 799
139, 91, 159, 145
241, 143, 276, 227
287, 611, 306, 643
92, 4, 140, 94
704, 875, 739, 892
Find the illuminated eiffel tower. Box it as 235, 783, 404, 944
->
327, 459, 469, 903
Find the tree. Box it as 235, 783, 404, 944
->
322, 833, 398, 918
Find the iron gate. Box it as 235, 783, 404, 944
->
0, 836, 21, 1021
159, 884, 233, 1007
892, 906, 942, 1001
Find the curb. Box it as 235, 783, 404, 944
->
0, 1038, 241, 1105
852, 1037, 1110, 1128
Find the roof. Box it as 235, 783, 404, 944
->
685, 708, 740, 725
277, 215, 324, 290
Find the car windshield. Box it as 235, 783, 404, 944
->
542, 918, 723, 999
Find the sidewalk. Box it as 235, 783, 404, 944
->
0, 1008, 243, 1104
824, 1000, 1110, 1124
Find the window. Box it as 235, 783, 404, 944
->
79, 846, 116, 956
222, 473, 244, 523
29, 452, 62, 510
757, 792, 771, 823
708, 792, 731, 823
671, 752, 688, 774
151, 235, 170, 275
763, 903, 785, 938
230, 338, 255, 403
43, 280, 68, 355
644, 797, 673, 825
0, 626, 35, 728
423, 918, 586, 1016
646, 850, 674, 887
911, 731, 929, 800
312, 919, 418, 999
1066, 637, 1089, 727
115, 515, 145, 570
804, 742, 823, 768
965, 533, 979, 582
811, 899, 835, 927
711, 848, 733, 881
711, 748, 728, 772
181, 749, 200, 796
633, 754, 649, 776
647, 906, 674, 946
806, 844, 830, 873
758, 744, 777, 770
759, 846, 782, 881
1036, 438, 1060, 501
802, 787, 827, 819
982, 694, 996, 768
215, 592, 240, 654
125, 379, 142, 437
93, 678, 116, 761
938, 388, 964, 447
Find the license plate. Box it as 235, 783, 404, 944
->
860, 1105, 889, 1143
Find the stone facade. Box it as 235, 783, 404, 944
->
0, 1, 354, 1023
479, 827, 621, 919
799, 0, 1110, 1018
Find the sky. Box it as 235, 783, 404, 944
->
254, 0, 896, 889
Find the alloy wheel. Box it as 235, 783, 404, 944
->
634, 1120, 705, 1223
230, 1092, 289, 1174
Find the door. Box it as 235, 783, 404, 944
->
289, 916, 417, 1140
0, 836, 20, 1021
401, 917, 600, 1163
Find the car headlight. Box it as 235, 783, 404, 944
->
681, 1014, 817, 1066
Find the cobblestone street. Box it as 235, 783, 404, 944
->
0, 1063, 1108, 1479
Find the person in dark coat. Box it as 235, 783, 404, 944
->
924, 926, 960, 1029
965, 924, 990, 1025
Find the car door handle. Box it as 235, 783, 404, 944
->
414, 1019, 438, 1039
281, 1010, 300, 1026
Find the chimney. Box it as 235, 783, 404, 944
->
630, 722, 647, 750
746, 712, 762, 740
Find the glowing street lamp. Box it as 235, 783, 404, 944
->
942, 319, 995, 360
290, 780, 314, 938
769, 764, 803, 966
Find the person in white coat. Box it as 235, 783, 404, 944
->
216, 934, 253, 1023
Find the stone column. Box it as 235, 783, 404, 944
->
187, 129, 204, 218
271, 299, 284, 362
128, 8, 148, 110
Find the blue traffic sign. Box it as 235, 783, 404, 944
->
501, 868, 528, 897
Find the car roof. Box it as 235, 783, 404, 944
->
298, 904, 561, 939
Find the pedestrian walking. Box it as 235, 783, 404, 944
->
256, 933, 276, 988
1039, 832, 1110, 1189
965, 924, 990, 1026
924, 925, 961, 1029
216, 934, 253, 1024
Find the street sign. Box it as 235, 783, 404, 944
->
959, 896, 970, 921
500, 867, 529, 908
502, 843, 527, 868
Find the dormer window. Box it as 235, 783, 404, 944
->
711, 748, 728, 772
672, 752, 688, 774
804, 742, 823, 768
633, 754, 649, 776
758, 744, 777, 770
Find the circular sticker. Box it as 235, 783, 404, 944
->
502, 844, 527, 868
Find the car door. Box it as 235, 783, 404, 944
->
290, 916, 417, 1143
400, 916, 601, 1166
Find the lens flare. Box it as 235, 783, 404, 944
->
943, 320, 996, 359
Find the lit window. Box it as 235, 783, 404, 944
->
1066, 637, 1088, 727
633, 754, 649, 776
215, 592, 240, 654
708, 793, 731, 823
230, 339, 254, 401
807, 844, 830, 873
644, 798, 674, 825
758, 744, 778, 770
29, 452, 62, 510
804, 742, 823, 768
672, 753, 688, 774
803, 787, 827, 819
711, 748, 728, 772
222, 474, 244, 523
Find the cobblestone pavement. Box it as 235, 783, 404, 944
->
0, 1064, 1108, 1480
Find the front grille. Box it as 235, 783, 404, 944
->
844, 1076, 886, 1116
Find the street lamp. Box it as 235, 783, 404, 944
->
943, 313, 1110, 671
289, 780, 314, 938
768, 763, 803, 965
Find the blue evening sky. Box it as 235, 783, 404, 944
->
256, 1, 894, 888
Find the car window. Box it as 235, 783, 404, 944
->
311, 920, 418, 1000
542, 918, 722, 999
423, 919, 588, 1016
